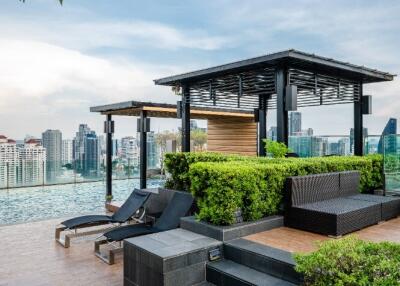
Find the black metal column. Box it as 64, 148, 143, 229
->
276, 67, 288, 145
139, 110, 148, 189
258, 95, 267, 156
105, 114, 113, 201
354, 83, 364, 156
181, 85, 191, 152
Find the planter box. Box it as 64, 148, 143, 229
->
180, 215, 283, 241
124, 228, 222, 286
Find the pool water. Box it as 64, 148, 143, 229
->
0, 179, 163, 225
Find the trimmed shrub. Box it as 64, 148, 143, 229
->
294, 236, 400, 286
188, 155, 383, 225
163, 152, 243, 190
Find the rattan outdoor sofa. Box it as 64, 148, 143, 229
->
285, 171, 400, 237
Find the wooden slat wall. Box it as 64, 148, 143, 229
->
207, 118, 257, 156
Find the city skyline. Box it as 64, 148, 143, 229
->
0, 1, 399, 139
0, 122, 165, 188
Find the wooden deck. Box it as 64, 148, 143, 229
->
245, 217, 400, 253
0, 218, 122, 286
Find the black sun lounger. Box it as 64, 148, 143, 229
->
95, 191, 194, 264
55, 189, 151, 248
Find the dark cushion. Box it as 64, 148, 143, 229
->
62, 215, 113, 229
104, 223, 155, 242
287, 173, 340, 206
347, 194, 400, 220
339, 171, 360, 196
347, 194, 400, 203
297, 197, 380, 215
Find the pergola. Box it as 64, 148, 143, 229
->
90, 101, 254, 197
155, 49, 394, 156
91, 49, 395, 199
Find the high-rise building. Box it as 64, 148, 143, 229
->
311, 137, 327, 157
112, 139, 119, 157
329, 142, 340, 155
0, 135, 20, 188
61, 139, 73, 165
338, 137, 351, 156
147, 132, 159, 169
83, 133, 100, 177
289, 136, 311, 157
289, 112, 302, 135
120, 136, 139, 166
73, 124, 100, 178
267, 127, 277, 141
42, 129, 62, 181
350, 127, 368, 154
98, 135, 106, 155
135, 132, 159, 169
305, 128, 314, 136
19, 139, 46, 186
378, 118, 397, 154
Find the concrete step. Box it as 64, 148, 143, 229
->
206, 260, 296, 286
223, 239, 302, 284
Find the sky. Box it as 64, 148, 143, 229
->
0, 0, 399, 139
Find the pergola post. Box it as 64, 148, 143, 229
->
258, 95, 267, 156
139, 110, 148, 189
181, 85, 191, 152
276, 67, 289, 146
354, 83, 364, 156
105, 114, 114, 201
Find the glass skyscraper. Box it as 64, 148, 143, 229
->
42, 129, 62, 182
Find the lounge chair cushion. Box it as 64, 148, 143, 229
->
103, 223, 156, 242
111, 189, 151, 222
62, 215, 114, 229
60, 189, 151, 230
102, 191, 194, 242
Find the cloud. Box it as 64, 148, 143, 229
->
0, 39, 169, 103
0, 38, 184, 138
0, 18, 231, 52
1, 0, 399, 138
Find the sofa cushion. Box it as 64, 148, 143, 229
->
297, 197, 380, 215
347, 194, 400, 220
339, 171, 360, 196
288, 173, 340, 206
347, 194, 400, 203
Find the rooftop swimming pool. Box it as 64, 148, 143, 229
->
0, 179, 163, 226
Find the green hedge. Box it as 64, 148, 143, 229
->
163, 152, 244, 190
294, 236, 400, 285
187, 154, 383, 225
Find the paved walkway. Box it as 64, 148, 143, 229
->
0, 218, 122, 286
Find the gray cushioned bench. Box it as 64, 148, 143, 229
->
340, 171, 400, 221
285, 171, 400, 236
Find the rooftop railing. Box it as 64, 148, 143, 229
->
0, 135, 398, 190
0, 158, 162, 190
287, 134, 382, 158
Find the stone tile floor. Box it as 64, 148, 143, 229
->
0, 218, 122, 286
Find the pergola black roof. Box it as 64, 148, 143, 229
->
155, 49, 395, 85
153, 50, 395, 111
